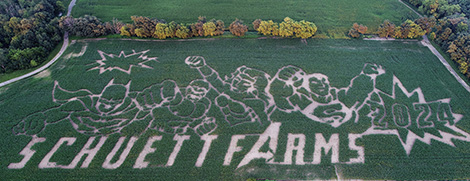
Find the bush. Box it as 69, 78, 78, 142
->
415, 16, 437, 34
395, 19, 426, 38
175, 25, 190, 39
203, 22, 217, 36
253, 19, 262, 31
165, 21, 178, 38
229, 19, 248, 37
214, 20, 225, 35
296, 20, 317, 39
257, 20, 279, 36
377, 20, 396, 38
131, 16, 158, 37
155, 23, 168, 39
348, 23, 368, 38
279, 17, 295, 37
7, 47, 45, 70
120, 26, 131, 37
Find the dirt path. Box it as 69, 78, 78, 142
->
0, 0, 76, 88
74, 37, 221, 43
365, 1, 470, 93
3, 0, 469, 94
365, 35, 470, 93
398, 0, 422, 18
420, 36, 470, 92
0, 33, 69, 87
397, 0, 470, 93
67, 0, 76, 16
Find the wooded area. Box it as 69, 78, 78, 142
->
403, 0, 470, 78
0, 0, 64, 73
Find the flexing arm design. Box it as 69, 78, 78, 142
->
185, 56, 226, 92
338, 63, 385, 108
13, 100, 84, 136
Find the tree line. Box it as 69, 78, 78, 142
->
58, 15, 318, 40
119, 16, 226, 39
375, 17, 434, 39
119, 16, 317, 39
0, 0, 64, 73
348, 17, 435, 39
348, 0, 470, 79
8, 0, 466, 76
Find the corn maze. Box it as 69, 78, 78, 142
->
1, 39, 470, 180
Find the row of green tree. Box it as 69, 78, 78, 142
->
0, 0, 64, 73
402, 0, 470, 78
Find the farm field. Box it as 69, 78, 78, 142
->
72, 0, 418, 37
1, 38, 470, 180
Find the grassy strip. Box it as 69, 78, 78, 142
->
430, 40, 470, 84
71, 31, 268, 41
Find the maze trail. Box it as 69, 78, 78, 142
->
12, 53, 470, 155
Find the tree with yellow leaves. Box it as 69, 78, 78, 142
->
175, 24, 190, 39
447, 34, 470, 76
165, 21, 178, 38
295, 20, 317, 39
154, 23, 168, 39
203, 22, 217, 36
120, 25, 132, 37
394, 26, 403, 38
256, 18, 316, 39
131, 16, 157, 38
134, 28, 149, 38
394, 19, 426, 39
257, 20, 279, 36
279, 17, 294, 37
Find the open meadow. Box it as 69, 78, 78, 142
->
1, 38, 470, 180
72, 0, 419, 37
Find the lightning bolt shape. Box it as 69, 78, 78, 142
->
358, 75, 469, 155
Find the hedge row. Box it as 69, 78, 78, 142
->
117, 16, 317, 40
